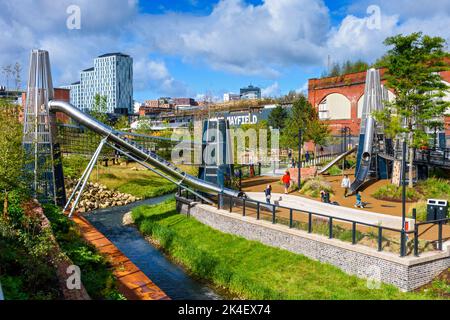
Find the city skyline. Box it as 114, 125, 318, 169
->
0, 0, 449, 103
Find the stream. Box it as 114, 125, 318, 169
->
84, 194, 224, 300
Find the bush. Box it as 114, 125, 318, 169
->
327, 165, 343, 176
372, 184, 420, 202
299, 177, 333, 198
43, 204, 124, 300
62, 155, 89, 178
408, 201, 427, 222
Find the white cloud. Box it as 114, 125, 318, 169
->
262, 82, 280, 97
134, 0, 330, 78
1, 0, 450, 98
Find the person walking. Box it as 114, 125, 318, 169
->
264, 185, 272, 204
354, 191, 364, 208
281, 171, 291, 194
341, 175, 351, 198
305, 151, 310, 163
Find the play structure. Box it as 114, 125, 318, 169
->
318, 69, 389, 192
319, 68, 450, 192
23, 50, 242, 216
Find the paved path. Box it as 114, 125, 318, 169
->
246, 192, 415, 231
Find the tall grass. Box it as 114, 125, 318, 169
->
131, 199, 439, 300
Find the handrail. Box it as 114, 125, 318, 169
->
176, 186, 431, 257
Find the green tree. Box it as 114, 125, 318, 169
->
308, 119, 331, 155
373, 32, 450, 187
280, 95, 322, 153
0, 101, 27, 217
268, 105, 288, 129
114, 115, 129, 131
91, 94, 109, 124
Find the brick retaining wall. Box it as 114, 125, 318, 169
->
176, 197, 450, 292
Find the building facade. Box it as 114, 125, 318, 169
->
308, 69, 450, 138
240, 85, 261, 100
63, 53, 133, 114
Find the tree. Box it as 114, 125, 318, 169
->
0, 101, 27, 217
91, 94, 109, 124
308, 119, 331, 156
114, 115, 129, 131
280, 95, 319, 152
268, 105, 288, 129
373, 32, 450, 187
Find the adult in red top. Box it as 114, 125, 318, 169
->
281, 171, 291, 194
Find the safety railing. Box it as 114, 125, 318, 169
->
177, 188, 449, 257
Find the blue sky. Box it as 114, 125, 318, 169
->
1, 0, 449, 102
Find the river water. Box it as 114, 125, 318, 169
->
84, 194, 224, 300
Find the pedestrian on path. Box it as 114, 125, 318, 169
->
341, 175, 351, 198
265, 185, 272, 204
354, 191, 364, 208
281, 171, 291, 194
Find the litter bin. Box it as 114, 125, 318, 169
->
426, 199, 448, 221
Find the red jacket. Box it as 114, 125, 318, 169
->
282, 175, 291, 184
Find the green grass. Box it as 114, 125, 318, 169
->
63, 155, 199, 199
131, 198, 442, 300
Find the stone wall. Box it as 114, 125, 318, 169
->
177, 197, 450, 292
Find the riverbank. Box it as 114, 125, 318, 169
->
84, 195, 227, 300
131, 198, 448, 300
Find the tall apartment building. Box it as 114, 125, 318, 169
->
62, 53, 133, 114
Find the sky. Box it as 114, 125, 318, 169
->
1, 0, 449, 102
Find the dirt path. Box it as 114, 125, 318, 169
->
241, 174, 450, 242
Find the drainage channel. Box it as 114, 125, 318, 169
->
84, 194, 224, 300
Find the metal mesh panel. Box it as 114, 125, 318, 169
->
22, 50, 57, 203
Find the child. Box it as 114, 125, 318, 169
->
281, 171, 291, 194
341, 175, 351, 198
354, 191, 364, 208
264, 185, 272, 204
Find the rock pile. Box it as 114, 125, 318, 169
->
65, 178, 141, 213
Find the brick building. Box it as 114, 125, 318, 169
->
308, 68, 450, 137
21, 88, 71, 123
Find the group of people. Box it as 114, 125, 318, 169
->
263, 171, 365, 209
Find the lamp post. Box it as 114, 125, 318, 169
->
298, 129, 302, 190
400, 138, 407, 257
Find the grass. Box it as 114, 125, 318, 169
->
131, 198, 443, 300
63, 154, 197, 199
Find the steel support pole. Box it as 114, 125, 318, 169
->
69, 138, 107, 218
400, 140, 407, 257
64, 139, 105, 212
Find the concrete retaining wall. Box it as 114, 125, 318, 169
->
176, 197, 450, 292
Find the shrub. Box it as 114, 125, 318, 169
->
327, 165, 343, 176
372, 184, 420, 202
299, 177, 333, 198
62, 155, 89, 178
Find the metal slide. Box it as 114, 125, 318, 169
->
48, 100, 242, 199
349, 69, 384, 193
318, 146, 358, 175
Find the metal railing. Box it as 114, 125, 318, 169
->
177, 188, 449, 257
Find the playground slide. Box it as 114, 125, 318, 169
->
318, 146, 358, 175
350, 117, 376, 194
48, 100, 242, 199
